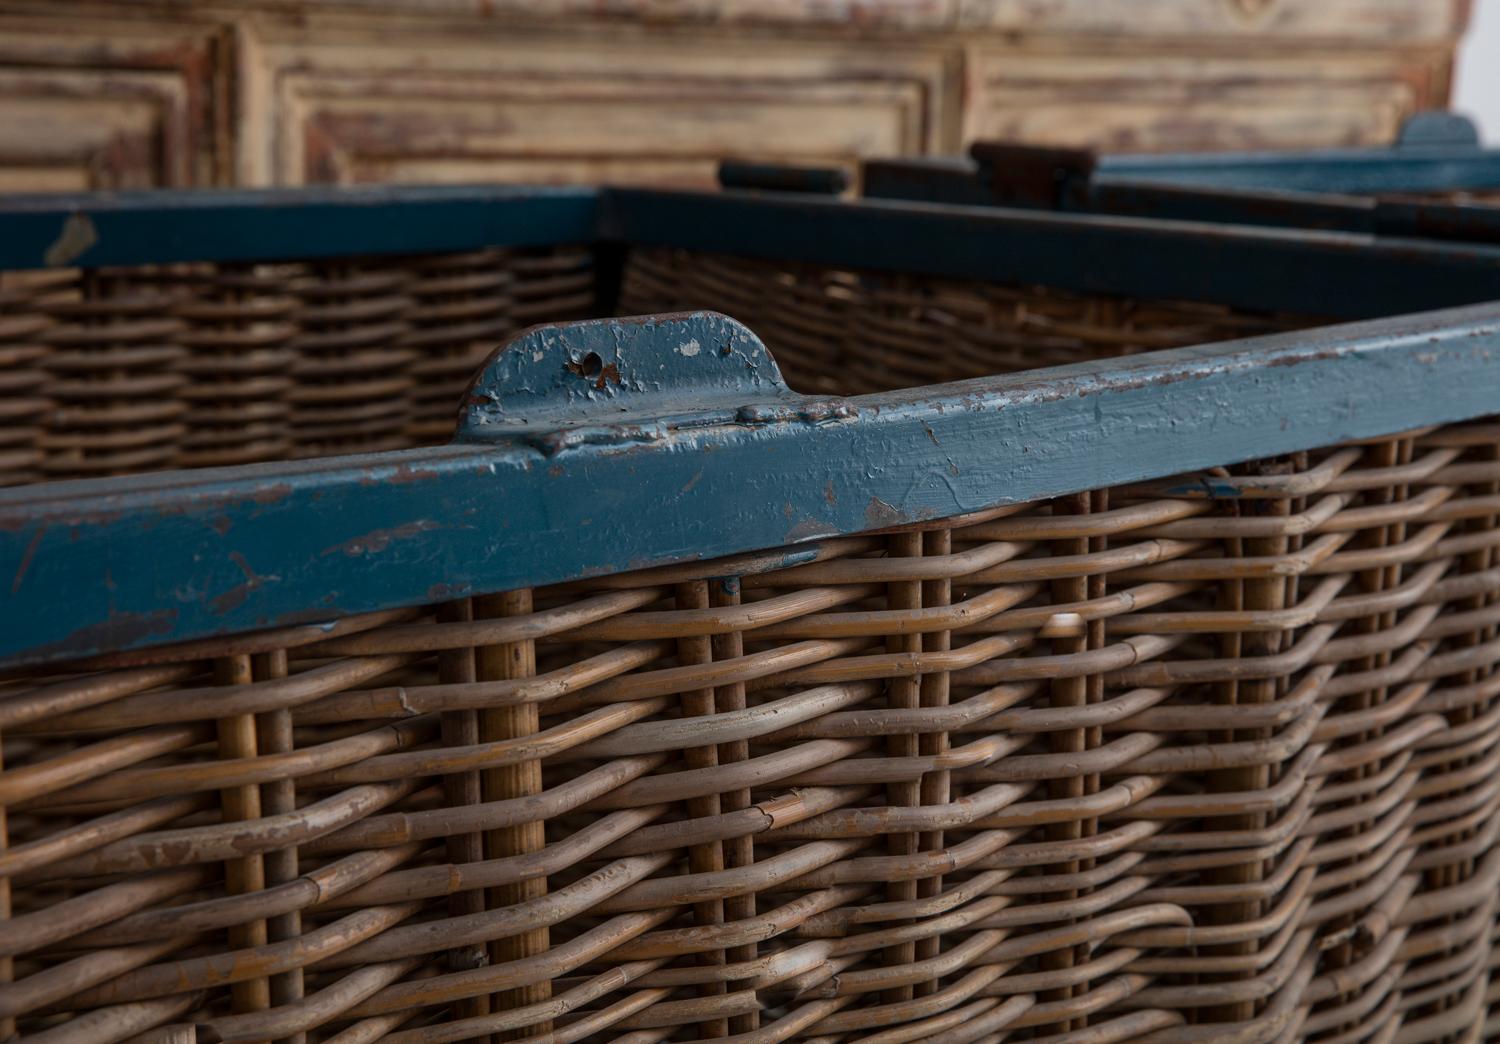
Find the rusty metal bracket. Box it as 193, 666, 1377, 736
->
457, 312, 852, 455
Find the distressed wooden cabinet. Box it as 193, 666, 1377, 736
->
0, 0, 1471, 192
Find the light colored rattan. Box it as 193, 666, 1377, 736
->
2, 421, 1498, 1040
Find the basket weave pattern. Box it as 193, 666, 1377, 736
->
0, 248, 597, 484
3, 420, 1499, 1040
619, 249, 1298, 396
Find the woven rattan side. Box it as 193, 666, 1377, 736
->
170, 267, 299, 469
0, 272, 68, 488
37, 270, 188, 480
3, 418, 1498, 1040
285, 261, 418, 458
0, 247, 598, 479
397, 251, 517, 445
619, 249, 1300, 396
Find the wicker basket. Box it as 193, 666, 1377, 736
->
1, 183, 1500, 1043
859, 130, 1500, 244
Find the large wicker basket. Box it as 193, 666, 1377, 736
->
2, 183, 1500, 1042
860, 120, 1500, 245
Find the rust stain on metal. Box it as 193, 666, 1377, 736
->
250, 483, 294, 506
210, 552, 274, 615
386, 464, 442, 485
25, 609, 180, 664
564, 352, 623, 391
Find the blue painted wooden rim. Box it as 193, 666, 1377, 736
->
3, 181, 1500, 667
3, 300, 1500, 669
7, 184, 1500, 321
0, 184, 601, 269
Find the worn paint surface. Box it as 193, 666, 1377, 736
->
1, 184, 601, 269
456, 312, 814, 452
4, 303, 1500, 668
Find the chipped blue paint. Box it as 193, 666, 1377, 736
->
456, 312, 813, 452
4, 303, 1500, 668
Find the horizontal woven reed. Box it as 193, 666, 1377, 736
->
1, 244, 1300, 483
3, 418, 1500, 1041
619, 249, 1299, 396
0, 271, 68, 487
38, 270, 190, 479
0, 248, 598, 484
287, 260, 419, 458
171, 266, 299, 469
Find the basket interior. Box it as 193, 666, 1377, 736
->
0, 246, 1309, 487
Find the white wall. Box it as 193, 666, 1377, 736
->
1455, 0, 1500, 142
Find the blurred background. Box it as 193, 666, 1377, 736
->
0, 0, 1491, 195
1456, 0, 1498, 141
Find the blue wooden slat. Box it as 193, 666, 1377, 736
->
608, 188, 1500, 320
5, 183, 1499, 318
1376, 199, 1500, 244
4, 303, 1500, 668
1079, 184, 1377, 234
1092, 146, 1500, 194
0, 184, 602, 269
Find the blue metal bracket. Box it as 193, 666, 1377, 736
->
1396, 112, 1481, 149
456, 312, 849, 456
